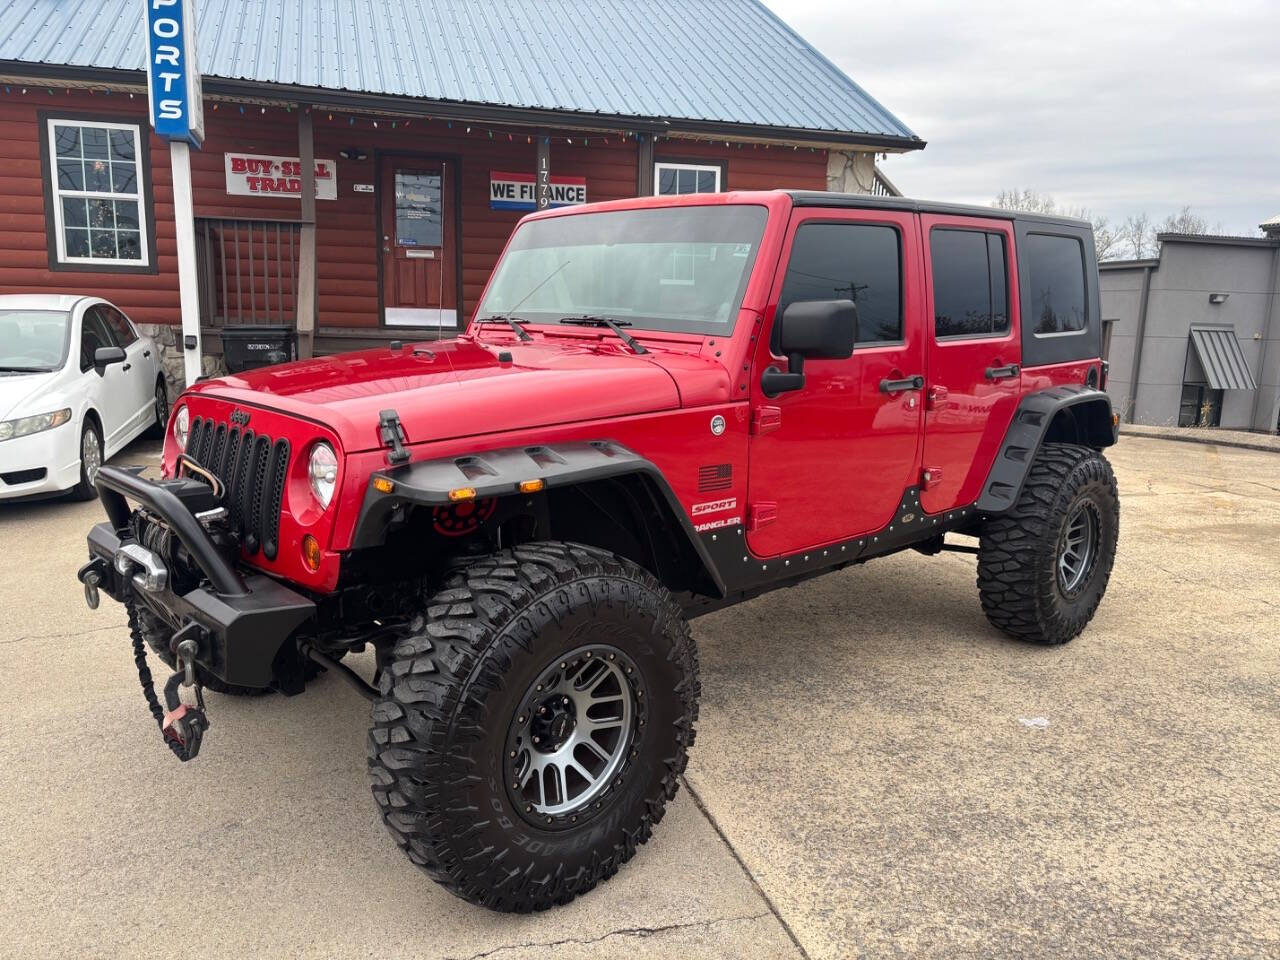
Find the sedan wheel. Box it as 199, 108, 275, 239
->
70, 421, 103, 501
153, 381, 169, 433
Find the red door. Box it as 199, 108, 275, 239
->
919, 215, 1022, 514
746, 208, 926, 557
380, 157, 458, 327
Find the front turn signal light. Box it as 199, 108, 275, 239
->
518, 479, 545, 494
301, 534, 322, 572
372, 476, 395, 494
448, 486, 477, 502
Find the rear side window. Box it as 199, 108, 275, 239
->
777, 222, 902, 345
931, 229, 1008, 338
100, 306, 137, 346
1025, 234, 1087, 335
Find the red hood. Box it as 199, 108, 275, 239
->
186, 335, 729, 452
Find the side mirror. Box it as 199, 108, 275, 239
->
93, 345, 127, 375
760, 299, 857, 397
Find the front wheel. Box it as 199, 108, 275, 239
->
977, 443, 1119, 645
69, 419, 102, 501
367, 541, 700, 912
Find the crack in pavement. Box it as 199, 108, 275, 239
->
1, 621, 127, 646
441, 911, 773, 960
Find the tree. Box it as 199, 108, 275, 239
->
992, 189, 1120, 261
1121, 212, 1155, 259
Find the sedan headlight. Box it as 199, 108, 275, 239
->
173, 405, 189, 449
308, 441, 338, 509
0, 408, 71, 442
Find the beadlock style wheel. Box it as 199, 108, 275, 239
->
505, 644, 642, 826
1056, 500, 1100, 597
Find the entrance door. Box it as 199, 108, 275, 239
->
379, 158, 457, 327
919, 215, 1022, 515
746, 209, 926, 558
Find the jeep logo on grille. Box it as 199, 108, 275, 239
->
230, 409, 251, 427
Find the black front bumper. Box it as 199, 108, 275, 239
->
80, 466, 315, 689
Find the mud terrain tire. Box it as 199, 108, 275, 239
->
367, 541, 700, 912
978, 442, 1119, 645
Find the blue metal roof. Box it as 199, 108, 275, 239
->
0, 0, 920, 143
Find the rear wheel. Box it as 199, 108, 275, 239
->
150, 379, 169, 438
367, 541, 700, 912
977, 443, 1119, 645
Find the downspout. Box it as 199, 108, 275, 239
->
1126, 264, 1154, 423
1248, 241, 1280, 431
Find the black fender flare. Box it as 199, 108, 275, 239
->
350, 439, 727, 596
976, 386, 1117, 515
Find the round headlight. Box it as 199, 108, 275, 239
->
308, 441, 338, 509
173, 405, 189, 449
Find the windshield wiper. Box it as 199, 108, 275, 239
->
475, 315, 533, 341
558, 316, 648, 355
0, 366, 48, 373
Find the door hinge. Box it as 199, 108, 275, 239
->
751, 405, 782, 436
747, 502, 777, 531
921, 466, 944, 489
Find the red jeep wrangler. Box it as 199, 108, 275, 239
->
79, 190, 1118, 911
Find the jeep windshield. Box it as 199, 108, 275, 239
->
476, 204, 768, 336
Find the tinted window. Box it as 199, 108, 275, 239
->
777, 222, 901, 345
80, 308, 117, 371
100, 306, 137, 346
931, 229, 1009, 338
1026, 234, 1087, 335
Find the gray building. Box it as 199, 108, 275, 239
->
1100, 216, 1280, 432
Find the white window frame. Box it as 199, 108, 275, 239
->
46, 118, 150, 268
653, 161, 722, 196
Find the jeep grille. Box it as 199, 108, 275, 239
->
184, 416, 289, 560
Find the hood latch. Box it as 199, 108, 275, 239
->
378, 409, 410, 465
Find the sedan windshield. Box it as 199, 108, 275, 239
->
476, 205, 768, 335
0, 310, 70, 373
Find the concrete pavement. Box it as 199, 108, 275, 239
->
1, 435, 1277, 958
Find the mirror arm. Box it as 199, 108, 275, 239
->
760, 352, 806, 398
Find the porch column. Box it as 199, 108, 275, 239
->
636, 133, 654, 196
296, 107, 317, 360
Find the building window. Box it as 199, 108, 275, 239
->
1178, 385, 1222, 427
1025, 233, 1086, 335
655, 162, 721, 195
777, 222, 902, 345
931, 229, 1009, 339
45, 118, 149, 267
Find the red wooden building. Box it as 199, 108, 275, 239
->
0, 0, 923, 388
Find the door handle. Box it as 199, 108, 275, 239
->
143, 349, 151, 358
122, 363, 132, 372
984, 363, 1020, 381
879, 374, 924, 394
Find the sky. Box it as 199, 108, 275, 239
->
763, 0, 1280, 236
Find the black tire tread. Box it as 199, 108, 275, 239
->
366, 540, 699, 912
977, 442, 1119, 645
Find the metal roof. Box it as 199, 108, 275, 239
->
1189, 325, 1257, 391
0, 0, 920, 144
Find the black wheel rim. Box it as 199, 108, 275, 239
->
1057, 500, 1100, 597
504, 643, 644, 828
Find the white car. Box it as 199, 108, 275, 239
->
0, 295, 166, 501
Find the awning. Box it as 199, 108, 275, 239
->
1189, 326, 1257, 390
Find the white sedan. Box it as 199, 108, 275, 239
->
0, 294, 166, 501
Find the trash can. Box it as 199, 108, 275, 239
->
219, 325, 297, 373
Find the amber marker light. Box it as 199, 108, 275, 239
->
302, 534, 322, 572
372, 476, 395, 494
448, 486, 477, 502
518, 479, 545, 494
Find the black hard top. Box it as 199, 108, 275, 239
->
785, 191, 1093, 230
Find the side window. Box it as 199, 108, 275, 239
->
79, 308, 118, 371
100, 306, 138, 346
654, 162, 722, 195
931, 229, 1009, 338
1025, 234, 1087, 335
777, 222, 902, 346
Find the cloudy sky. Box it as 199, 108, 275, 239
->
764, 0, 1280, 235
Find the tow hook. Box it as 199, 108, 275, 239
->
159, 635, 209, 762
83, 570, 101, 610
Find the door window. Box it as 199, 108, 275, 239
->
931, 229, 1008, 339
394, 171, 442, 247
79, 308, 118, 371
776, 222, 902, 346
99, 306, 138, 346
1025, 233, 1087, 335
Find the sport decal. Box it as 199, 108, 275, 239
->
691, 498, 737, 517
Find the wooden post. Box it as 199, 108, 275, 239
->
636, 133, 655, 197
296, 107, 317, 360
536, 130, 551, 211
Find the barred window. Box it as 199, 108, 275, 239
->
46, 119, 149, 267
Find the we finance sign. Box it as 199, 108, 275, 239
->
490, 171, 587, 211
